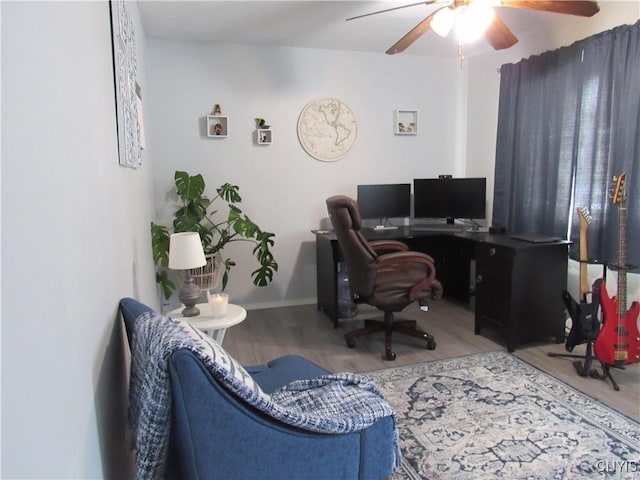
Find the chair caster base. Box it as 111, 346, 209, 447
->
384, 349, 397, 361
346, 339, 355, 348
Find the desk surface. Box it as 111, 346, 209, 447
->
313, 227, 569, 248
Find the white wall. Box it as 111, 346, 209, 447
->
1, 1, 156, 478
145, 40, 464, 309
465, 0, 640, 305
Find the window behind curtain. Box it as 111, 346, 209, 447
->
493, 21, 639, 270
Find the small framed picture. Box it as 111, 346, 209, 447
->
394, 110, 418, 135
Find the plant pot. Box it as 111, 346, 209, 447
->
177, 251, 223, 292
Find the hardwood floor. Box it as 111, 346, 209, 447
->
223, 299, 640, 421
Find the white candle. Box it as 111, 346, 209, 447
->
208, 292, 229, 317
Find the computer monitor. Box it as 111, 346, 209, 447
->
413, 177, 486, 223
357, 183, 411, 228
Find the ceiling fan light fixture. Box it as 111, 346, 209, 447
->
431, 7, 457, 37
456, 2, 495, 43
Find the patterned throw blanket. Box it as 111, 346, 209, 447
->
128, 311, 400, 479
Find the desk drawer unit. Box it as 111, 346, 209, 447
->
474, 241, 568, 351
475, 244, 513, 331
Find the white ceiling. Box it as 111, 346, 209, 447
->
137, 1, 613, 59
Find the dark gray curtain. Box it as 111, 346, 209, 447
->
493, 21, 639, 269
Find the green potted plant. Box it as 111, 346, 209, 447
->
151, 170, 277, 299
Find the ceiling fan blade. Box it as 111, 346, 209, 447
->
484, 12, 518, 50
386, 7, 447, 55
346, 1, 436, 22
499, 1, 599, 17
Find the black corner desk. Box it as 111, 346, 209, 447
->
313, 226, 569, 352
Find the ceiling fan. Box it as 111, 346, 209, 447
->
347, 0, 600, 55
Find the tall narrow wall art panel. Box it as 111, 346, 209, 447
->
110, 0, 142, 168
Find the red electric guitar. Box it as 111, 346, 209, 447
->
594, 173, 640, 366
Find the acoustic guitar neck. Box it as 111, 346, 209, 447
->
577, 207, 592, 300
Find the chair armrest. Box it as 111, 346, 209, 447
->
373, 251, 437, 300
246, 355, 330, 393
368, 240, 409, 253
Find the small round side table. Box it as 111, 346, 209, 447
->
168, 303, 247, 345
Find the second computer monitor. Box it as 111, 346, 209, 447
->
357, 183, 411, 221
413, 177, 486, 223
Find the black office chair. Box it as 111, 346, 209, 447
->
326, 195, 440, 360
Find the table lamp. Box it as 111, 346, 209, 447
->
169, 232, 207, 317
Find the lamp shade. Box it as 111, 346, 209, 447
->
168, 232, 207, 270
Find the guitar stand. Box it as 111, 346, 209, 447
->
548, 260, 636, 392
547, 344, 596, 375
597, 364, 622, 391
547, 343, 598, 378
547, 344, 622, 391
576, 342, 623, 392
571, 341, 598, 377
548, 259, 605, 381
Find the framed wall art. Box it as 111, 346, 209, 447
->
110, 0, 142, 168
297, 98, 357, 162
394, 109, 418, 135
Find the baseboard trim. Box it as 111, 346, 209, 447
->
241, 298, 317, 311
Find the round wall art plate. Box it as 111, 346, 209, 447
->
297, 98, 357, 162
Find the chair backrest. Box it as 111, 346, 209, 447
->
326, 195, 379, 299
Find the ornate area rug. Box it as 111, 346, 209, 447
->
366, 351, 640, 480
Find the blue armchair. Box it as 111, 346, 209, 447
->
119, 298, 397, 480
